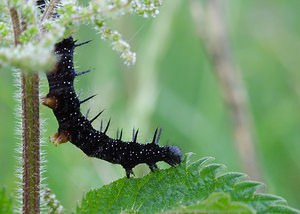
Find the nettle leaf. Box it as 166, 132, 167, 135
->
77, 155, 300, 214
0, 188, 13, 214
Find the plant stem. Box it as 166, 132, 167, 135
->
9, 7, 21, 45
189, 0, 262, 181
9, 3, 41, 213
21, 72, 40, 214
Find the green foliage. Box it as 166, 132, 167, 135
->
0, 188, 13, 214
77, 155, 300, 214
0, 0, 162, 71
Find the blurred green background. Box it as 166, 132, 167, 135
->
1, 0, 300, 211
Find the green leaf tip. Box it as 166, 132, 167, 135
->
77, 155, 300, 214
186, 156, 215, 172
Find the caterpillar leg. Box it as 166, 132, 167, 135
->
125, 168, 135, 178
148, 163, 158, 172
50, 130, 70, 146
41, 96, 58, 109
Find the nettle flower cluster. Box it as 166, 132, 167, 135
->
0, 0, 162, 71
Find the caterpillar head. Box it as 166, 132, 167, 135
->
164, 146, 182, 166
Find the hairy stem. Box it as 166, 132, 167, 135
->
9, 7, 21, 45
9, 3, 41, 213
21, 72, 40, 214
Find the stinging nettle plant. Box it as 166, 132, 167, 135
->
0, 0, 300, 213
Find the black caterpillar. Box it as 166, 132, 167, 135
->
42, 37, 182, 178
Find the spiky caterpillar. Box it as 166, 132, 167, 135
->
42, 37, 182, 178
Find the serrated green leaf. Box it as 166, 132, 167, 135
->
77, 155, 300, 214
